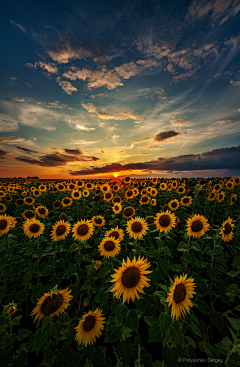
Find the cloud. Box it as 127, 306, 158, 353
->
64, 148, 83, 155
15, 150, 100, 167
170, 117, 192, 126
97, 109, 143, 123
75, 125, 95, 131
10, 20, 27, 34
138, 145, 164, 150
62, 59, 160, 90
12, 97, 25, 102
69, 146, 240, 175
69, 139, 102, 145
211, 119, 232, 125
26, 61, 58, 74
89, 94, 108, 99
230, 80, 240, 86
0, 149, 8, 159
153, 130, 181, 142
81, 102, 97, 113
56, 77, 78, 95
15, 146, 38, 154
47, 43, 92, 64
0, 136, 25, 143
45, 101, 73, 109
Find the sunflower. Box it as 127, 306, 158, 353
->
208, 191, 216, 201
71, 190, 82, 200
230, 194, 237, 205
36, 206, 49, 218
139, 196, 150, 205
23, 218, 45, 238
22, 191, 28, 196
105, 226, 124, 242
234, 177, 240, 186
92, 216, 105, 227
2, 302, 18, 317
0, 203, 6, 212
217, 191, 225, 203
72, 220, 94, 242
0, 215, 12, 236
56, 183, 65, 192
24, 197, 35, 205
168, 199, 179, 211
180, 196, 192, 206
124, 177, 131, 184
155, 210, 176, 233
219, 217, 234, 242
177, 186, 185, 195
67, 183, 76, 191
30, 288, 73, 323
113, 203, 122, 214
98, 236, 121, 257
4, 196, 12, 202
94, 261, 102, 270
52, 187, 58, 193
83, 190, 90, 197
166, 274, 196, 320
22, 210, 36, 220
151, 199, 157, 206
226, 180, 234, 190
125, 189, 134, 200
151, 188, 158, 197
186, 214, 210, 238
62, 197, 73, 207
75, 308, 105, 347
86, 182, 94, 191
53, 200, 61, 210
123, 207, 135, 219
76, 180, 84, 189
160, 183, 167, 191
101, 184, 110, 193
51, 220, 71, 242
146, 216, 155, 226
33, 189, 41, 197
104, 192, 113, 201
141, 189, 148, 196
171, 180, 178, 189
126, 217, 148, 240
110, 256, 152, 304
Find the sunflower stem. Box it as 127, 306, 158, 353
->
185, 236, 191, 267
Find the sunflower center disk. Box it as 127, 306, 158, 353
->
77, 224, 89, 236
26, 198, 32, 203
26, 211, 34, 218
0, 220, 7, 230
39, 208, 45, 214
131, 222, 143, 233
64, 199, 70, 204
159, 215, 171, 227
95, 218, 102, 224
56, 225, 67, 236
224, 223, 232, 235
191, 220, 203, 233
171, 202, 177, 208
41, 294, 63, 316
146, 217, 154, 224
127, 191, 133, 197
142, 197, 148, 202
106, 193, 111, 198
173, 284, 186, 304
104, 241, 115, 251
183, 198, 189, 203
29, 224, 40, 233
109, 231, 119, 239
124, 208, 133, 216
83, 315, 96, 331
122, 267, 141, 288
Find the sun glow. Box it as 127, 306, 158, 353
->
114, 174, 117, 177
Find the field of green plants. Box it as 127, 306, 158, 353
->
0, 177, 239, 367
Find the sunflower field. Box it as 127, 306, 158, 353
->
0, 177, 240, 367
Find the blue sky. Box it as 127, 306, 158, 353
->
0, 0, 240, 178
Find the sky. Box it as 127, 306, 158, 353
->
0, 0, 240, 179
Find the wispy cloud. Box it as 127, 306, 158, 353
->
10, 20, 27, 34
0, 149, 8, 159
211, 119, 232, 125
26, 61, 58, 74
15, 146, 38, 154
12, 97, 25, 102
56, 77, 78, 95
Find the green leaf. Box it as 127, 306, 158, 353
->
190, 321, 202, 337
160, 258, 168, 274
170, 322, 184, 347
159, 312, 172, 336
227, 271, 238, 278
215, 336, 232, 356
117, 339, 132, 366
92, 346, 105, 366
209, 310, 225, 333
115, 304, 128, 324
162, 346, 179, 367
126, 310, 139, 333
232, 257, 240, 269
227, 317, 240, 331
104, 322, 122, 343
154, 291, 166, 299
148, 321, 162, 343
17, 329, 32, 341
186, 336, 197, 349
41, 316, 52, 331
144, 316, 156, 327
34, 329, 49, 355
12, 315, 22, 326
43, 343, 55, 365
49, 320, 61, 339
122, 326, 132, 340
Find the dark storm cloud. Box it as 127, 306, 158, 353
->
0, 149, 8, 158
15, 151, 100, 167
69, 146, 240, 175
153, 131, 180, 142
64, 148, 83, 155
16, 146, 38, 154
